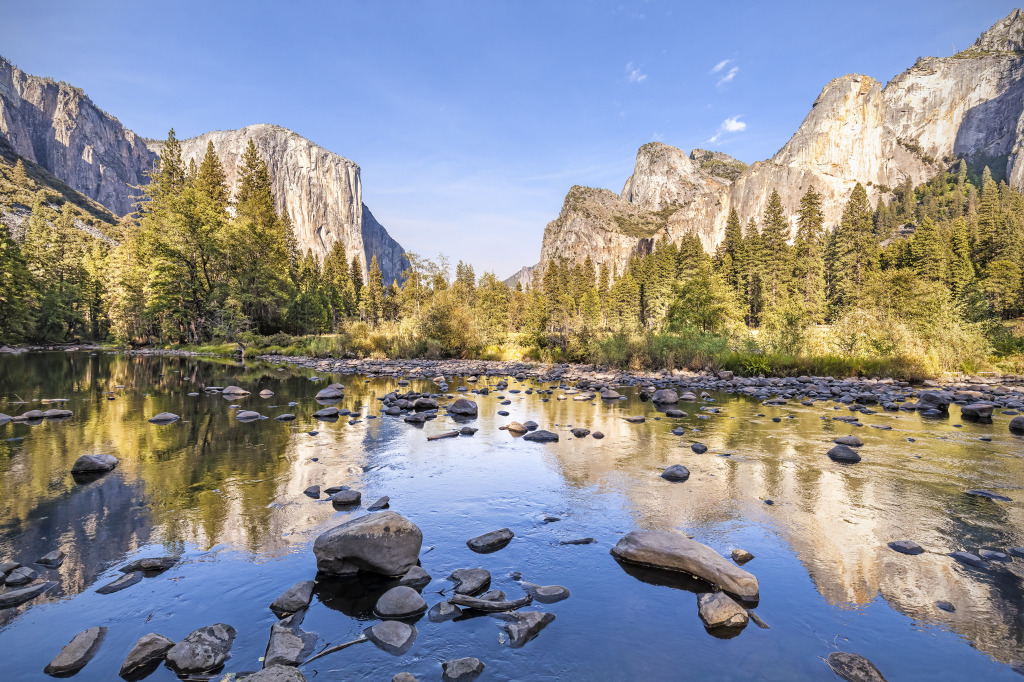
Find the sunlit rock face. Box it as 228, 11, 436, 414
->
520, 9, 1024, 285
0, 61, 407, 284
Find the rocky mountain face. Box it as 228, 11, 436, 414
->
514, 9, 1024, 286
162, 125, 407, 285
0, 57, 407, 284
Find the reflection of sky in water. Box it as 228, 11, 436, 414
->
0, 352, 1023, 680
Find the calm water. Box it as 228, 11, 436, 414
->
1, 352, 1024, 680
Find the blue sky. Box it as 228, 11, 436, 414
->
1, 0, 1018, 276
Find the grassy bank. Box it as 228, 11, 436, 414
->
157, 319, 1024, 382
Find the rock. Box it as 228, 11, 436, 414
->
718, 371, 734, 381
375, 586, 427, 618
624, 415, 646, 423
523, 429, 558, 442
314, 511, 422, 576
1011, 415, 1024, 434
331, 490, 362, 507
96, 571, 142, 594
71, 453, 118, 474
0, 581, 56, 609
661, 464, 690, 482
664, 409, 687, 418
428, 430, 460, 440
966, 489, 1012, 501
247, 665, 308, 681
428, 600, 462, 622
165, 623, 237, 674
448, 398, 478, 416
275, 413, 297, 421
691, 443, 708, 454
480, 590, 506, 601
393, 674, 419, 682
592, 431, 605, 439
148, 412, 180, 424
935, 600, 955, 612
14, 409, 44, 421
222, 386, 250, 396
399, 566, 431, 589
467, 528, 514, 553
450, 593, 533, 612
948, 551, 986, 568
0, 413, 10, 425
0, 561, 19, 576
313, 407, 340, 418
888, 541, 924, 555
264, 621, 317, 667
270, 580, 315, 617
833, 435, 863, 447
449, 568, 491, 595
600, 389, 621, 400
960, 402, 994, 420
413, 397, 439, 411
4, 566, 38, 585
731, 549, 754, 564
43, 626, 107, 675
303, 485, 321, 498
506, 421, 528, 434
493, 611, 556, 647
697, 592, 749, 629
442, 657, 485, 682
367, 496, 391, 511
827, 444, 862, 463
611, 530, 759, 601
459, 426, 477, 435
236, 410, 263, 421
652, 389, 679, 404
364, 621, 417, 655
520, 582, 570, 603
120, 556, 179, 573
916, 391, 952, 413
260, 389, 275, 398
1008, 547, 1024, 558
559, 537, 597, 545
36, 550, 66, 568
826, 652, 888, 682
119, 633, 175, 679
315, 385, 345, 400
979, 549, 1010, 562
570, 427, 590, 438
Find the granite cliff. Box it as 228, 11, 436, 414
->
513, 9, 1024, 286
0, 57, 407, 283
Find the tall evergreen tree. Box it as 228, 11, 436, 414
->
793, 185, 825, 321
760, 190, 791, 305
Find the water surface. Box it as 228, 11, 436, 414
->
1, 352, 1023, 680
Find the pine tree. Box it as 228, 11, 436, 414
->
361, 255, 385, 326
947, 217, 974, 297
716, 207, 745, 294
0, 219, 33, 340
12, 158, 29, 188
742, 217, 764, 325
147, 129, 187, 204
911, 216, 945, 281
760, 190, 791, 306
195, 141, 228, 208
974, 166, 999, 266
831, 182, 878, 312
792, 185, 825, 321
350, 256, 364, 307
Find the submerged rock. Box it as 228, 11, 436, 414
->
43, 626, 107, 676
428, 600, 462, 622
96, 571, 142, 594
449, 568, 491, 595
450, 593, 533, 612
165, 623, 237, 675
0, 581, 56, 609
493, 610, 556, 647
888, 541, 924, 555
948, 551, 986, 568
375, 586, 427, 618
365, 621, 417, 655
119, 633, 175, 679
313, 511, 423, 577
442, 657, 485, 682
467, 528, 514, 553
519, 581, 570, 603
611, 530, 759, 601
826, 651, 888, 682
697, 592, 749, 629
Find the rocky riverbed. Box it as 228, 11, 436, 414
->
1, 351, 1024, 680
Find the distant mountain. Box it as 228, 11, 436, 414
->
0, 57, 407, 284
509, 8, 1024, 287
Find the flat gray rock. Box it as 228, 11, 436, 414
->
264, 621, 317, 667
519, 581, 570, 603
365, 620, 417, 655
97, 570, 143, 594
833, 435, 862, 446
392, 674, 419, 682
120, 556, 179, 573
367, 496, 391, 511
43, 626, 107, 675
467, 528, 514, 553
375, 586, 427, 618
331, 490, 362, 507
148, 412, 180, 424
826, 652, 888, 682
270, 580, 315, 617
119, 633, 175, 679
0, 581, 56, 609
450, 593, 533, 612
71, 453, 118, 473
165, 623, 237, 674
4, 565, 38, 585
888, 541, 924, 555
611, 530, 759, 601
236, 410, 263, 421
523, 429, 558, 442
314, 511, 423, 577
697, 592, 749, 629
247, 665, 308, 681
442, 657, 485, 682
428, 600, 462, 622
36, 550, 66, 568
493, 610, 556, 647
399, 565, 431, 589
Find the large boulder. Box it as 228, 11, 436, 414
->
611, 530, 759, 601
313, 511, 423, 577
165, 624, 236, 675
448, 398, 478, 417
652, 389, 679, 404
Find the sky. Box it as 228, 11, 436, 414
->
0, 0, 1019, 277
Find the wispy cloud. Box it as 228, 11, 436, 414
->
710, 59, 730, 74
708, 115, 746, 144
716, 66, 739, 88
626, 61, 647, 83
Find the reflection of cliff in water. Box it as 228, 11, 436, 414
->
0, 472, 152, 627
544, 389, 1024, 665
